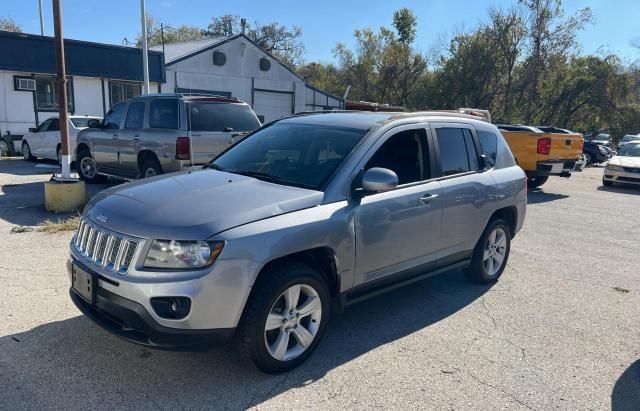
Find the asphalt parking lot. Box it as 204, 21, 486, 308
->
1, 158, 639, 410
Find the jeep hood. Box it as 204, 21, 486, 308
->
85, 170, 324, 239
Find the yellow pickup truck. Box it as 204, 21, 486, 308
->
496, 125, 584, 188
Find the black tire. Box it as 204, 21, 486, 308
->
56, 145, 62, 166
237, 262, 331, 374
21, 142, 35, 161
527, 176, 549, 189
76, 148, 106, 184
466, 218, 511, 284
583, 152, 592, 166
139, 156, 163, 179
602, 178, 613, 187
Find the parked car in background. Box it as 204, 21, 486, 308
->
69, 111, 526, 373
21, 115, 102, 164
75, 94, 261, 183
583, 140, 613, 165
603, 142, 640, 187
618, 134, 640, 150
496, 124, 584, 188
586, 133, 612, 147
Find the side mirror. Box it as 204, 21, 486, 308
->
29, 127, 36, 133
87, 119, 101, 128
224, 127, 234, 132
361, 167, 399, 193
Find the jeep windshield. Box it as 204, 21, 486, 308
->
210, 123, 367, 190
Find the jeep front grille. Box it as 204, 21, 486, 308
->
74, 219, 140, 274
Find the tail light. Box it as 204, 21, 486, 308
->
175, 137, 190, 160
537, 137, 551, 155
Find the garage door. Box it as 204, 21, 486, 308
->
253, 90, 293, 123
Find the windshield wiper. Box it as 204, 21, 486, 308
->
203, 163, 224, 171
233, 170, 282, 183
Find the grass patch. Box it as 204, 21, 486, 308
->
37, 216, 80, 233
10, 225, 34, 234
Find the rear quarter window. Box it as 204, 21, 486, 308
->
187, 102, 261, 132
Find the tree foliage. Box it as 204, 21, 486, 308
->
0, 17, 22, 33
302, 3, 640, 140
125, 15, 204, 48
206, 14, 305, 66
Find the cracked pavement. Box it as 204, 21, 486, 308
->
1, 159, 639, 409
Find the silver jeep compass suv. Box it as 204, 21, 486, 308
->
68, 111, 526, 373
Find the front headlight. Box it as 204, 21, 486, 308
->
606, 164, 624, 171
144, 240, 224, 269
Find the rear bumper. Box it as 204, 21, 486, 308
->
70, 286, 235, 350
533, 160, 575, 177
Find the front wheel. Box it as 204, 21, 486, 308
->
527, 176, 549, 189
22, 142, 35, 161
237, 262, 330, 373
466, 219, 511, 283
77, 149, 106, 184
602, 177, 613, 187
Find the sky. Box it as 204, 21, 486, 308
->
4, 0, 640, 65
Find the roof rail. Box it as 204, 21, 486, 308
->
457, 108, 491, 123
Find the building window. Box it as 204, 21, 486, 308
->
34, 76, 74, 112
109, 81, 141, 106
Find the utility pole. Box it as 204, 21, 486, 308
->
52, 0, 71, 179
140, 0, 150, 94
38, 0, 45, 35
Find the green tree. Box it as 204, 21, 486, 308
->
124, 14, 204, 48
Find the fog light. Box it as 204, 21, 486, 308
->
150, 297, 191, 319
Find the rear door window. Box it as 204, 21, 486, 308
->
104, 103, 126, 129
125, 102, 145, 129
149, 99, 179, 129
436, 128, 471, 176
187, 102, 261, 132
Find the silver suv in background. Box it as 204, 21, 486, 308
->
69, 111, 526, 373
75, 94, 261, 183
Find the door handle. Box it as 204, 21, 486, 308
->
112, 134, 118, 139
419, 193, 439, 205
133, 135, 140, 140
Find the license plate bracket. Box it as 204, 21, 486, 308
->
72, 264, 96, 304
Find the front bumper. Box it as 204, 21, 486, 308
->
603, 167, 640, 185
70, 285, 234, 349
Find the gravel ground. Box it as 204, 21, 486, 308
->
0, 158, 639, 410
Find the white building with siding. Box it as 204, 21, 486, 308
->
153, 34, 343, 123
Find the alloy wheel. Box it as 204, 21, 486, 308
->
80, 157, 97, 179
483, 227, 507, 276
22, 144, 30, 159
264, 284, 322, 362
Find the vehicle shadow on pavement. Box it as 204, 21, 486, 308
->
611, 360, 640, 411
526, 189, 569, 204
0, 270, 492, 409
0, 158, 62, 176
597, 185, 640, 196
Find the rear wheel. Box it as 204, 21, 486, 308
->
466, 219, 511, 283
583, 152, 592, 166
527, 176, 549, 189
77, 148, 106, 183
139, 156, 163, 179
22, 142, 35, 161
56, 146, 62, 165
237, 262, 330, 374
